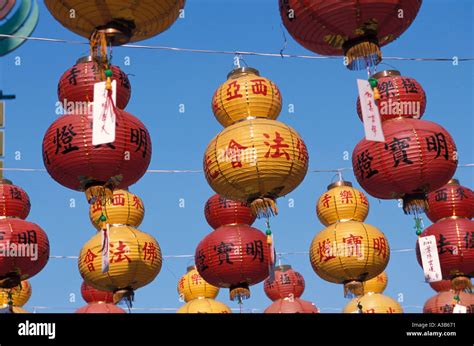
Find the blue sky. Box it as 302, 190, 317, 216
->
0, 0, 472, 313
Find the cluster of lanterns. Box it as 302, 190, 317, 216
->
0, 279, 32, 314
423, 280, 474, 314
76, 281, 126, 314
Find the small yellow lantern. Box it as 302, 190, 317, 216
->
363, 271, 388, 294
212, 67, 282, 127
309, 221, 390, 296
89, 189, 145, 230
316, 181, 369, 226
177, 266, 219, 302
78, 225, 162, 303
176, 298, 231, 314
0, 280, 32, 307
343, 292, 403, 313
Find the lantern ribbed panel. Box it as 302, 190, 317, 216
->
264, 266, 305, 301
429, 280, 454, 293
425, 181, 474, 223
363, 271, 388, 294
176, 298, 231, 313
423, 291, 474, 313
177, 267, 219, 302
264, 298, 318, 313
0, 280, 31, 307
10, 307, 29, 313
75, 302, 126, 314
81, 281, 114, 303
344, 293, 403, 313
204, 194, 255, 229
0, 181, 30, 219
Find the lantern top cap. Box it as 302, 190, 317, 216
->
227, 67, 260, 79
76, 56, 93, 64
186, 265, 196, 272
371, 70, 401, 79
447, 178, 460, 185
275, 264, 292, 272
0, 179, 13, 185
327, 180, 353, 190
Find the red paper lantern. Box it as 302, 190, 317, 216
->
204, 194, 256, 229
264, 265, 305, 301
42, 110, 151, 200
279, 0, 422, 70
0, 179, 30, 219
0, 219, 50, 288
425, 179, 474, 223
352, 118, 457, 213
357, 70, 426, 121
75, 302, 126, 313
264, 298, 319, 313
423, 291, 474, 313
58, 56, 131, 110
81, 281, 113, 304
195, 224, 270, 301
429, 280, 453, 293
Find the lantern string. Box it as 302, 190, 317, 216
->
0, 34, 473, 62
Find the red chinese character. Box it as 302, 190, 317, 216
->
191, 273, 202, 285
178, 277, 185, 290
367, 100, 373, 112
373, 237, 388, 259
84, 249, 98, 272
364, 91, 372, 98
365, 308, 376, 313
343, 233, 363, 257
339, 190, 353, 204
318, 239, 335, 262
212, 90, 220, 112
273, 84, 281, 98
359, 192, 369, 206
142, 242, 158, 264
91, 200, 103, 213
386, 307, 396, 313
251, 79, 268, 96
371, 125, 377, 134
110, 241, 131, 263
204, 155, 220, 180
132, 196, 143, 210
226, 139, 248, 168
226, 81, 243, 101
321, 194, 332, 208
112, 193, 125, 206
376, 275, 385, 283
296, 138, 308, 164
263, 132, 290, 160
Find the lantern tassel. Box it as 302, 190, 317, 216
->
85, 184, 114, 205
113, 288, 134, 306
229, 283, 250, 302
250, 197, 278, 218
451, 276, 472, 292
344, 280, 364, 298
402, 193, 428, 214
0, 274, 21, 289
342, 34, 381, 71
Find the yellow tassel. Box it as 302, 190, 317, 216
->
344, 40, 382, 71
106, 76, 112, 91
373, 87, 380, 100
229, 284, 250, 302
266, 235, 272, 246
113, 288, 134, 305
451, 276, 472, 292
402, 193, 428, 215
250, 197, 278, 218
85, 185, 114, 205
344, 280, 364, 298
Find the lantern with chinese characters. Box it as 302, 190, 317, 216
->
309, 221, 390, 296
423, 291, 474, 314
352, 118, 457, 214
204, 194, 256, 229
343, 292, 403, 313
0, 280, 31, 307
363, 271, 388, 294
177, 266, 219, 302
316, 181, 369, 226
78, 225, 162, 303
44, 0, 185, 45
76, 302, 126, 314
42, 110, 152, 204
429, 280, 455, 293
176, 298, 231, 314
264, 297, 319, 313
425, 179, 474, 223
279, 0, 422, 70
81, 281, 113, 304
264, 265, 305, 301
89, 189, 145, 230
357, 70, 426, 121
0, 179, 30, 219
58, 56, 131, 110
195, 224, 270, 301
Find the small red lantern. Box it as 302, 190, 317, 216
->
264, 265, 305, 301
81, 281, 113, 304
58, 56, 131, 110
0, 179, 30, 219
0, 219, 50, 288
357, 70, 426, 121
75, 302, 126, 313
429, 280, 454, 293
425, 179, 474, 223
423, 291, 474, 314
264, 298, 319, 313
195, 224, 270, 301
352, 118, 457, 213
204, 194, 256, 229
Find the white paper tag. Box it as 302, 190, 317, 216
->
93, 80, 116, 146
357, 79, 385, 142
419, 235, 442, 282
453, 304, 467, 313
101, 224, 110, 273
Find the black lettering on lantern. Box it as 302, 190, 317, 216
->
401, 78, 419, 93
384, 137, 413, 167
130, 128, 148, 158
66, 67, 80, 85
355, 149, 379, 180
279, 273, 291, 285
246, 240, 264, 262
426, 133, 449, 160
455, 188, 467, 200
464, 232, 474, 249
17, 230, 37, 244
119, 71, 130, 89
196, 249, 208, 272
213, 241, 234, 265
437, 234, 453, 255
378, 80, 396, 97
94, 143, 116, 150
218, 197, 231, 208
434, 188, 448, 202
54, 124, 79, 155
10, 187, 22, 200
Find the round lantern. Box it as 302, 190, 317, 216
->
344, 293, 403, 313
0, 179, 30, 219
363, 271, 388, 294
89, 189, 145, 230
264, 297, 319, 313
0, 219, 50, 288
352, 118, 457, 214
309, 221, 390, 296
423, 291, 474, 313
416, 218, 474, 289
279, 0, 422, 70
425, 179, 474, 223
76, 302, 126, 314
44, 0, 185, 45
177, 265, 219, 302
81, 281, 113, 304
204, 118, 308, 217
42, 110, 152, 203
79, 225, 162, 302
204, 194, 256, 229
316, 181, 369, 226
264, 265, 305, 301
429, 280, 454, 293
58, 56, 131, 110
0, 280, 31, 307
195, 224, 271, 301
176, 298, 231, 314
211, 67, 282, 127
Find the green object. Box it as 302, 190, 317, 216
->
416, 229, 422, 236
265, 229, 272, 236
414, 216, 423, 236
105, 69, 113, 77
454, 295, 460, 301
99, 214, 107, 222
368, 77, 378, 88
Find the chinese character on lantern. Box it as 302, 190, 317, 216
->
54, 124, 79, 155
263, 132, 290, 160
142, 242, 158, 264
384, 137, 413, 167
84, 249, 98, 272
110, 241, 132, 263
226, 81, 243, 101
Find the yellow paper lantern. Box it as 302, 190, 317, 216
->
89, 189, 145, 230
204, 118, 308, 217
0, 280, 32, 307
363, 271, 388, 294
343, 293, 403, 313
176, 298, 231, 314
11, 307, 29, 313
78, 225, 162, 302
316, 181, 369, 226
44, 0, 185, 45
212, 67, 282, 127
309, 221, 390, 296
177, 266, 219, 302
